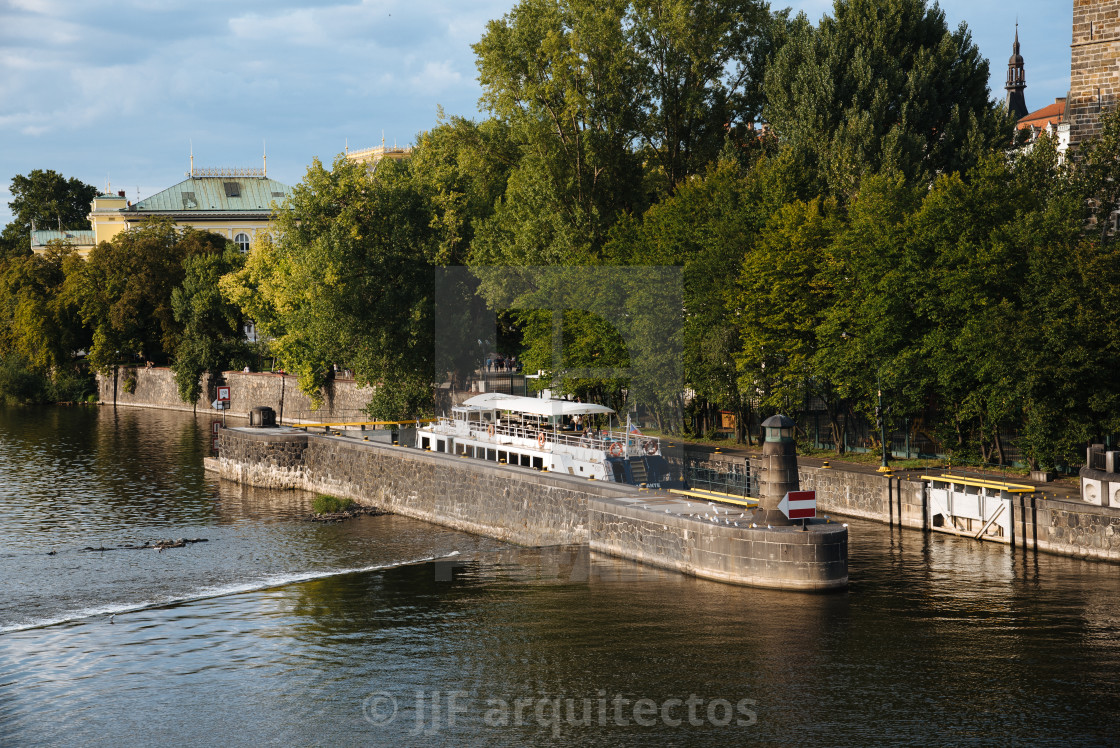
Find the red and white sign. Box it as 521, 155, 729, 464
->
217, 386, 231, 402
779, 490, 816, 520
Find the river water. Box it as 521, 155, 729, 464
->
1, 406, 1118, 746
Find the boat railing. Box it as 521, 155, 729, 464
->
436, 417, 659, 457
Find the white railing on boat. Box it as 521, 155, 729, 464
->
431, 418, 659, 458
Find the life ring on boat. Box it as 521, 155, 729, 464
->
537, 432, 546, 448
487, 424, 495, 437
643, 439, 657, 455
609, 442, 623, 458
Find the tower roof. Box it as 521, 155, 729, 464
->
1005, 25, 1028, 120
1009, 27, 1024, 65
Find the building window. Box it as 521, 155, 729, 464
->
234, 233, 250, 253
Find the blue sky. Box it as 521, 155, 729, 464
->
0, 1, 1073, 229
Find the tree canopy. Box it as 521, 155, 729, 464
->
0, 170, 98, 259
763, 0, 1010, 196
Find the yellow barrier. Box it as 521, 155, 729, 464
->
669, 488, 758, 508
920, 474, 1035, 494
293, 418, 437, 430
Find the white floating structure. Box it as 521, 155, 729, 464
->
415, 393, 670, 486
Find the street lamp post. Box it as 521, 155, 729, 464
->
841, 330, 891, 473
876, 373, 890, 473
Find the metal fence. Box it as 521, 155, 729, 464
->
473, 373, 528, 396
685, 465, 758, 499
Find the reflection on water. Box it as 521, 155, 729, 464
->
0, 406, 1119, 746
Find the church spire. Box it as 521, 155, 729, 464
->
1005, 24, 1028, 120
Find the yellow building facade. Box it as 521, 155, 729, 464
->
32, 165, 294, 258
344, 141, 411, 169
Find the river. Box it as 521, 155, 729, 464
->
0, 406, 1118, 746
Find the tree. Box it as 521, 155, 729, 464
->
0, 170, 98, 259
813, 173, 925, 454
1072, 107, 1120, 245
627, 0, 771, 194
607, 154, 787, 440
221, 155, 439, 418
0, 241, 90, 374
171, 243, 252, 404
763, 0, 1010, 198
66, 220, 223, 372
737, 196, 843, 439
472, 0, 646, 264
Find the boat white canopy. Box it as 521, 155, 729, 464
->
462, 393, 614, 417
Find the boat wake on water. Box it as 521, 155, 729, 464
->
0, 550, 461, 635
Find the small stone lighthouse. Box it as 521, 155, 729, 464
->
757, 414, 799, 526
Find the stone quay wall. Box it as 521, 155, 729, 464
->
98, 367, 371, 423
212, 428, 848, 590
1011, 493, 1120, 562
589, 500, 847, 591
685, 447, 1120, 563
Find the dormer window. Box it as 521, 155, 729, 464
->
224, 182, 241, 198
181, 191, 197, 209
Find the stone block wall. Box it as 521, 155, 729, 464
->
98, 367, 372, 423
589, 501, 847, 591
213, 428, 849, 590
798, 467, 926, 531
1011, 493, 1120, 562
679, 444, 1120, 564
216, 428, 596, 546
1069, 0, 1120, 145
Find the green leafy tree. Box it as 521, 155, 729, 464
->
221, 155, 439, 418
1072, 107, 1120, 245
608, 155, 785, 440
737, 196, 843, 438
472, 0, 646, 264
1, 170, 98, 259
763, 0, 1010, 197
66, 220, 223, 372
813, 173, 925, 454
627, 0, 771, 194
0, 242, 90, 373
171, 243, 252, 404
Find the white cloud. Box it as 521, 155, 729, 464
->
409, 60, 463, 94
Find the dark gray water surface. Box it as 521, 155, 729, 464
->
1, 406, 1119, 746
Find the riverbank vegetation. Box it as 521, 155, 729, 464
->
2, 0, 1120, 471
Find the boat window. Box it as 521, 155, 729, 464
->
437, 440, 445, 452
421, 437, 430, 450
532, 456, 543, 469
487, 449, 496, 461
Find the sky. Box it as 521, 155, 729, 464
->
0, 0, 1074, 229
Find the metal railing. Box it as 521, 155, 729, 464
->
191, 166, 266, 178
438, 418, 660, 458
685, 465, 757, 499
296, 418, 436, 432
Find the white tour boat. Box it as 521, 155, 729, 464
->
415, 393, 671, 487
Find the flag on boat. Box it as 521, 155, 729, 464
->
629, 425, 642, 435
